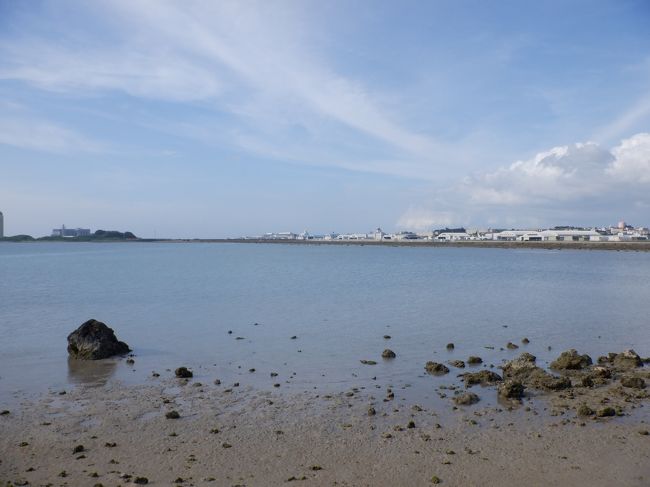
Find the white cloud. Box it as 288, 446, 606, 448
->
0, 118, 102, 153
463, 141, 616, 205
396, 133, 650, 230
607, 133, 650, 183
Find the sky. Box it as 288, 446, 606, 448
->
1, 0, 650, 238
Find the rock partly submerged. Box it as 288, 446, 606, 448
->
598, 350, 643, 369
425, 362, 450, 375
501, 353, 571, 391
550, 349, 593, 371
67, 319, 130, 360
462, 370, 502, 387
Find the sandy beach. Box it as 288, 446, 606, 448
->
2, 349, 649, 487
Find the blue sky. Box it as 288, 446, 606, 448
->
1, 0, 649, 238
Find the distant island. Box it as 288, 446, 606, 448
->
1, 230, 137, 242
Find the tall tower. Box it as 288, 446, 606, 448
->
0, 211, 3, 238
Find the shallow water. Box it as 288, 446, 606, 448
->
1, 242, 649, 408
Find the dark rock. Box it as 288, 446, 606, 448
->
463, 370, 502, 387
449, 360, 465, 368
621, 376, 646, 389
134, 477, 149, 485
382, 349, 396, 359
467, 356, 483, 365
425, 362, 450, 375
165, 410, 180, 419
360, 360, 377, 365
498, 380, 525, 399
175, 367, 193, 378
67, 319, 130, 360
506, 342, 519, 350
368, 407, 376, 416
550, 349, 592, 370
522, 338, 530, 344
73, 445, 84, 454
383, 335, 391, 339
453, 392, 480, 405
407, 420, 416, 429
0, 410, 9, 415
446, 343, 454, 350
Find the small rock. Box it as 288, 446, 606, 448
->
383, 335, 391, 339
0, 410, 9, 415
453, 392, 480, 406
134, 477, 149, 485
596, 407, 616, 417
467, 356, 483, 365
577, 404, 594, 416
612, 350, 643, 369
550, 349, 592, 370
463, 370, 502, 387
368, 407, 376, 416
446, 343, 454, 350
498, 380, 525, 399
621, 376, 646, 389
407, 420, 416, 429
431, 475, 442, 484
522, 338, 530, 344
73, 445, 84, 454
360, 360, 377, 365
506, 342, 519, 350
639, 430, 649, 436
382, 349, 396, 359
175, 367, 193, 378
222, 442, 232, 448
425, 362, 450, 375
449, 360, 465, 368
166, 410, 180, 419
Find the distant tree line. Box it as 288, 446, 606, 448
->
1, 230, 137, 242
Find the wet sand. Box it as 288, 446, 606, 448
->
2, 355, 649, 487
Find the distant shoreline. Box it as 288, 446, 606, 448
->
148, 238, 650, 251
4, 237, 650, 251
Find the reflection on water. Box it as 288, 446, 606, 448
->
67, 357, 118, 386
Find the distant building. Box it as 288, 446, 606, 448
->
52, 225, 91, 237
0, 211, 3, 238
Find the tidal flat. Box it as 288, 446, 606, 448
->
1, 346, 649, 487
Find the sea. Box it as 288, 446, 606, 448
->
1, 242, 649, 408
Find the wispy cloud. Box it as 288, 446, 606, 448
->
0, 0, 450, 176
0, 117, 102, 153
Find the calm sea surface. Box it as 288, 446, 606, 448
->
1, 242, 649, 407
